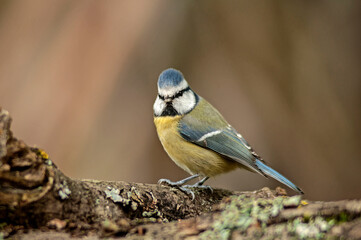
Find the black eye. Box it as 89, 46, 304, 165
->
158, 94, 165, 100
173, 86, 191, 99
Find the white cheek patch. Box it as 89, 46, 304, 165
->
172, 90, 196, 115
153, 96, 166, 116
158, 79, 189, 98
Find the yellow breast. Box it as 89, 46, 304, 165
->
154, 116, 238, 177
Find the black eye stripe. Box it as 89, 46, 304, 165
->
174, 86, 190, 98
158, 86, 190, 100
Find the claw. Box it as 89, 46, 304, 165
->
198, 185, 214, 193
158, 178, 173, 185
179, 186, 195, 200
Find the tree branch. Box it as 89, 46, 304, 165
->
0, 107, 360, 239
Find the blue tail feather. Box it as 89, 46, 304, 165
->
255, 160, 304, 194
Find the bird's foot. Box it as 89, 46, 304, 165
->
178, 186, 196, 200
158, 175, 211, 200
158, 174, 200, 187
158, 178, 196, 199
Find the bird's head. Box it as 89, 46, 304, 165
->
154, 68, 198, 117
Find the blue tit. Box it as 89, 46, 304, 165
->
153, 68, 303, 198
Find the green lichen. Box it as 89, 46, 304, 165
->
104, 187, 164, 221
288, 216, 334, 239
101, 219, 119, 232
133, 217, 158, 224
45, 159, 53, 166
58, 181, 71, 200
198, 195, 333, 240
142, 209, 161, 218
338, 212, 350, 223
104, 187, 130, 205
199, 195, 286, 239
283, 195, 302, 207
0, 222, 7, 238
131, 201, 138, 211
325, 212, 353, 226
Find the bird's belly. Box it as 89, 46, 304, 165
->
154, 116, 238, 177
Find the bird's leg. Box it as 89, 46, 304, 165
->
158, 174, 200, 186
196, 176, 209, 186
183, 177, 213, 193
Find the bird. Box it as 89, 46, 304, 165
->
153, 68, 303, 199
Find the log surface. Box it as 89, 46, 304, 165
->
0, 108, 360, 239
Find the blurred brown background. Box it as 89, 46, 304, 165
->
0, 0, 360, 201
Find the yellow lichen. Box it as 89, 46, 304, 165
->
37, 149, 49, 159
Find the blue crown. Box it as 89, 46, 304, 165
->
158, 68, 184, 88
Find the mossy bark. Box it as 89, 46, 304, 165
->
0, 108, 360, 239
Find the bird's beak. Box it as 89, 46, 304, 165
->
164, 97, 172, 103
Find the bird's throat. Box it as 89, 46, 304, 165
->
161, 103, 179, 116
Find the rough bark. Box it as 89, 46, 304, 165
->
0, 108, 360, 239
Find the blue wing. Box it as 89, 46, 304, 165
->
180, 122, 263, 174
